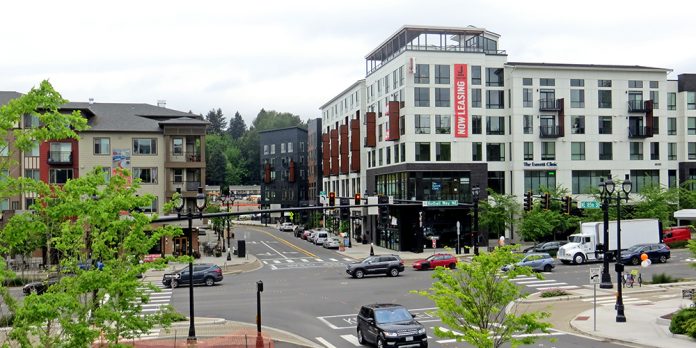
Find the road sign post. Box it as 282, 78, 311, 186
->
590, 267, 601, 331
456, 221, 461, 255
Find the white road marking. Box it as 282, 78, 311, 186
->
315, 258, 323, 262
536, 285, 579, 291
329, 258, 338, 261
301, 259, 309, 262
273, 260, 281, 264
340, 334, 361, 346
515, 279, 559, 284
261, 241, 289, 259
286, 259, 294, 263
343, 258, 354, 261
316, 337, 338, 348
530, 282, 568, 288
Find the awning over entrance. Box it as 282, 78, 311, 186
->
674, 209, 696, 220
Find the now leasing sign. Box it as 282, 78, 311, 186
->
454, 63, 469, 138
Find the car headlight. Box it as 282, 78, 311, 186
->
417, 328, 426, 334
383, 331, 398, 337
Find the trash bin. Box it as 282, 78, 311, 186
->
237, 240, 246, 258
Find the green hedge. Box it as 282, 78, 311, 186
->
669, 307, 696, 337
666, 240, 689, 249
651, 273, 678, 284
0, 314, 13, 327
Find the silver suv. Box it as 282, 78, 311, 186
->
346, 255, 404, 278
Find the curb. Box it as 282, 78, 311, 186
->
518, 285, 669, 304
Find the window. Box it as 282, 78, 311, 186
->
522, 78, 533, 86
23, 168, 39, 181
540, 78, 555, 86
599, 142, 613, 160
650, 142, 660, 160
94, 138, 110, 155
0, 146, 6, 157
49, 168, 73, 184
140, 197, 158, 213
435, 115, 450, 134
26, 142, 39, 157
471, 115, 482, 134
598, 90, 612, 108
571, 115, 585, 134
378, 148, 383, 166
133, 138, 157, 155
523, 115, 533, 134
524, 170, 556, 193
668, 117, 677, 135
653, 116, 660, 135
486, 68, 504, 87
172, 138, 184, 155
23, 114, 40, 128
650, 81, 658, 88
436, 143, 451, 161
598, 80, 612, 87
486, 90, 504, 109
435, 88, 450, 107
570, 79, 584, 87
400, 143, 405, 162
271, 144, 276, 154
523, 88, 533, 107
400, 115, 405, 135
288, 142, 293, 153
524, 142, 533, 160
630, 142, 644, 160
689, 118, 696, 135
488, 171, 505, 194
486, 116, 505, 135
669, 169, 677, 188
541, 142, 555, 160
133, 167, 158, 184
571, 170, 610, 194
263, 145, 269, 155
414, 88, 430, 107
471, 66, 481, 85
471, 89, 482, 108
49, 142, 71, 163
571, 89, 585, 108
571, 142, 585, 160
378, 124, 383, 141
415, 114, 431, 134
394, 144, 399, 164
689, 92, 696, 110
435, 65, 449, 84
415, 64, 429, 84
386, 146, 391, 165
415, 143, 430, 161
173, 169, 183, 183
486, 143, 505, 161
690, 143, 696, 160
668, 143, 677, 160
668, 92, 677, 110
628, 80, 643, 88
598, 116, 612, 134
650, 90, 659, 109
0, 199, 8, 211
472, 142, 482, 161
630, 170, 659, 193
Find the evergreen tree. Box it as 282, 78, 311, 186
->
205, 135, 229, 186
205, 108, 226, 135
227, 111, 247, 139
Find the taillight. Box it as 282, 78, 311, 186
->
399, 260, 404, 265
215, 268, 222, 274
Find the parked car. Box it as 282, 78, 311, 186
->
162, 263, 223, 288
502, 252, 555, 272
306, 230, 318, 242
323, 237, 341, 249
279, 222, 295, 232
23, 275, 65, 295
522, 243, 545, 254
620, 243, 671, 265
313, 231, 329, 245
663, 226, 693, 244
529, 241, 568, 257
302, 229, 313, 240
346, 255, 404, 279
294, 224, 307, 238
412, 253, 457, 270
356, 303, 428, 348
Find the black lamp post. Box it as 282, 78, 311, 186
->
174, 186, 207, 343
598, 178, 614, 289
614, 174, 632, 323
471, 185, 480, 256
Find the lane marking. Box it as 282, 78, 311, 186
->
316, 337, 338, 348
340, 334, 361, 346
261, 241, 289, 259
515, 279, 558, 284
253, 228, 317, 257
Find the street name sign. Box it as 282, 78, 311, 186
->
423, 200, 458, 207
579, 200, 600, 209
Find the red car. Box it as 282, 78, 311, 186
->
412, 253, 458, 270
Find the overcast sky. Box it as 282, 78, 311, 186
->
2, 0, 695, 126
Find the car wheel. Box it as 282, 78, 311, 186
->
357, 328, 366, 345
448, 263, 456, 269
389, 268, 400, 277
659, 255, 667, 263
631, 257, 640, 266
204, 277, 215, 286
543, 264, 553, 272
573, 253, 585, 265
377, 336, 385, 348
30, 287, 38, 295
170, 280, 178, 288
354, 269, 365, 279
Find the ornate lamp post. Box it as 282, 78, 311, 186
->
598, 178, 614, 289
174, 187, 207, 343
471, 185, 480, 256
614, 174, 632, 323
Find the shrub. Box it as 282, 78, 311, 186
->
0, 314, 13, 327
540, 288, 569, 298
651, 273, 678, 284
669, 307, 696, 335
667, 240, 689, 249
2, 276, 35, 287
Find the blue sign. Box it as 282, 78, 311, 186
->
432, 182, 441, 191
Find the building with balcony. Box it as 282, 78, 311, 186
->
307, 118, 323, 206
320, 25, 696, 252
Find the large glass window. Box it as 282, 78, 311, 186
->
688, 92, 696, 110
415, 64, 429, 84
668, 117, 677, 135
690, 142, 696, 160
94, 138, 110, 155
394, 144, 399, 164
400, 143, 405, 162
471, 115, 482, 134
486, 143, 505, 161
472, 142, 482, 161
435, 65, 450, 84
630, 170, 659, 193
668, 142, 677, 160
486, 68, 504, 87
523, 115, 533, 134
650, 142, 660, 160
471, 66, 481, 85
571, 89, 585, 108
435, 88, 450, 107
571, 142, 585, 160
571, 170, 610, 194
471, 88, 482, 108
414, 114, 431, 134
524, 142, 533, 160
415, 143, 430, 161
488, 171, 505, 194
486, 90, 504, 109
630, 142, 644, 160
133, 138, 157, 155
540, 78, 555, 86
414, 88, 430, 107
598, 90, 612, 108
49, 168, 73, 184
688, 117, 696, 135
523, 88, 533, 107
541, 142, 555, 160
668, 92, 677, 110
436, 143, 451, 161
599, 142, 613, 160
27, 142, 39, 157
571, 115, 585, 134
598, 116, 612, 134
486, 116, 505, 135
524, 170, 556, 194
49, 142, 71, 163
435, 115, 451, 134
24, 169, 40, 181
133, 167, 158, 184
650, 90, 659, 109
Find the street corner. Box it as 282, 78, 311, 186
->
220, 256, 263, 275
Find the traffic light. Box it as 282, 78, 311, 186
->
563, 196, 572, 214
378, 195, 390, 225
328, 192, 336, 207
523, 191, 532, 211
543, 192, 551, 210
354, 193, 361, 206
340, 198, 350, 220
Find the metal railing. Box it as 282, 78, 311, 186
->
539, 126, 564, 138
628, 100, 647, 112
538, 99, 561, 111
170, 151, 202, 162
628, 126, 654, 138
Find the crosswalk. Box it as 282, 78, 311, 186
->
135, 283, 173, 340
581, 294, 653, 306
506, 274, 581, 291
261, 257, 355, 270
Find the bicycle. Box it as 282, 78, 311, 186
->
623, 270, 642, 288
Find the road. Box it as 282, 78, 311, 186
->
166, 225, 695, 347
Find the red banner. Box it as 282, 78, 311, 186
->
454, 64, 468, 138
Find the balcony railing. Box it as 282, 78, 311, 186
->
172, 180, 203, 192
539, 99, 561, 111
47, 151, 72, 165
628, 126, 654, 138
539, 126, 564, 138
170, 151, 202, 162
628, 100, 648, 112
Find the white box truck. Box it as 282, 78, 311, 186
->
557, 219, 661, 264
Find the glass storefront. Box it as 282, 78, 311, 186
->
375, 171, 472, 202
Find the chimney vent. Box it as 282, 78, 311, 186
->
157, 100, 166, 108
88, 98, 94, 105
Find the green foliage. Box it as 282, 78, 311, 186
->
689, 240, 696, 272
415, 248, 552, 348
669, 308, 696, 337
540, 288, 569, 298
651, 273, 678, 284
227, 111, 247, 139
519, 209, 557, 242
667, 240, 690, 249
0, 314, 13, 327
479, 190, 519, 239
205, 108, 227, 135
631, 183, 679, 227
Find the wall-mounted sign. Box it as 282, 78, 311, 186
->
453, 64, 468, 138
523, 161, 558, 167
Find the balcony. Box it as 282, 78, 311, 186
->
628, 100, 648, 112
539, 99, 561, 111
172, 180, 203, 192
169, 151, 202, 162
539, 126, 564, 138
628, 126, 654, 138
47, 151, 72, 165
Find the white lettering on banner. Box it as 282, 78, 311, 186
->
453, 64, 468, 138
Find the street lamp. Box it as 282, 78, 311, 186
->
598, 178, 614, 289
222, 190, 236, 261
614, 174, 632, 323
174, 186, 207, 343
471, 185, 480, 256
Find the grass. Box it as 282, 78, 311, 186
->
540, 288, 570, 298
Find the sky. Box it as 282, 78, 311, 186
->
2, 0, 696, 127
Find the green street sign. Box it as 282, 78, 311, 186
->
579, 200, 600, 209
319, 191, 326, 196
423, 200, 459, 207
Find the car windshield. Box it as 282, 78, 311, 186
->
568, 235, 584, 243
425, 255, 437, 261
626, 245, 644, 252
375, 307, 412, 324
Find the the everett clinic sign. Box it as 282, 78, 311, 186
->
523, 161, 558, 167
454, 63, 468, 138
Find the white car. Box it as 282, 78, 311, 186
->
323, 237, 341, 249
313, 231, 329, 245
279, 222, 295, 232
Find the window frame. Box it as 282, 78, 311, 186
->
133, 138, 157, 155
93, 137, 110, 156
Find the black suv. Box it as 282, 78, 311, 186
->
23, 275, 64, 295
162, 263, 223, 288
357, 304, 427, 348
346, 255, 404, 279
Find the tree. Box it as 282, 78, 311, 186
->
415, 248, 552, 348
630, 183, 679, 227
479, 189, 520, 240
227, 111, 247, 139
519, 209, 558, 242
206, 140, 228, 186
205, 108, 226, 135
